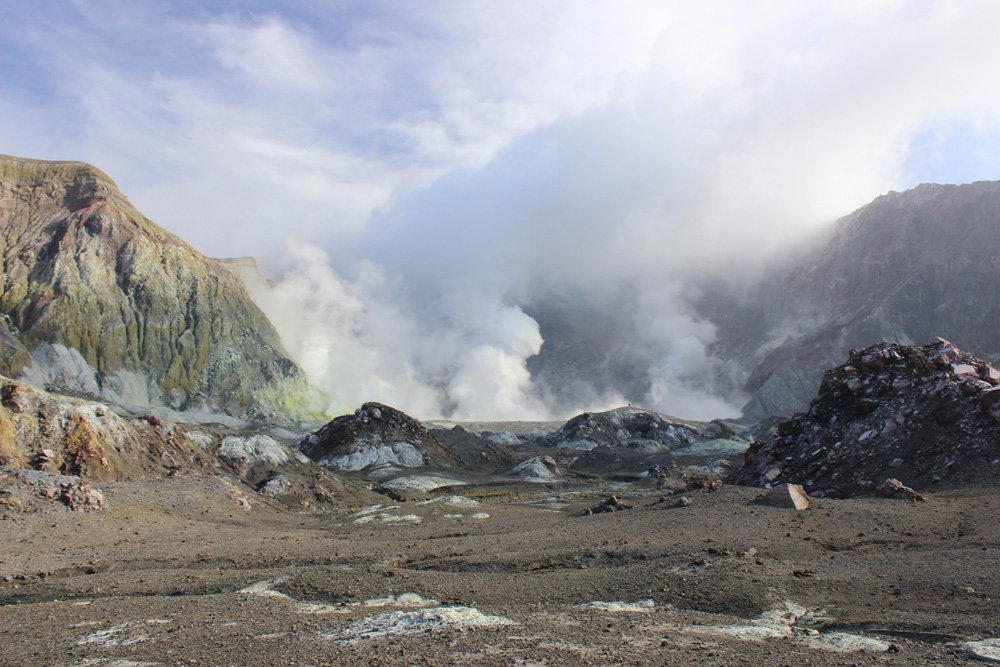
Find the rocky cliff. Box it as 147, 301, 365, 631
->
0, 154, 315, 424
713, 181, 1000, 420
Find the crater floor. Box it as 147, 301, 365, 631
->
1, 473, 997, 666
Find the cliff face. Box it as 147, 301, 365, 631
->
715, 181, 1000, 420
0, 155, 315, 424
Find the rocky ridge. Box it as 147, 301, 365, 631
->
0, 154, 316, 425
731, 338, 1000, 497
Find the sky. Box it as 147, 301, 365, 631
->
4, 0, 1000, 421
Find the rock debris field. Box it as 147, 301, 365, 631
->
3, 470, 1000, 666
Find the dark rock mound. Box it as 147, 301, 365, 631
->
297, 402, 462, 474
429, 425, 517, 471
730, 338, 1000, 497
543, 407, 699, 451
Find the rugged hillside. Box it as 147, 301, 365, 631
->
714, 181, 1000, 419
0, 154, 315, 424
0, 372, 354, 510
731, 338, 1000, 497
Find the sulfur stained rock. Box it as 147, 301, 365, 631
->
0, 154, 317, 425
0, 375, 217, 481
965, 638, 1000, 663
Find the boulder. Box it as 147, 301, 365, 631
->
763, 483, 810, 510
980, 386, 1000, 411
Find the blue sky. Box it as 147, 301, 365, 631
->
4, 1, 1000, 419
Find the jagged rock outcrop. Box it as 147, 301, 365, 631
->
297, 402, 463, 475
0, 375, 215, 482
711, 181, 1000, 420
730, 339, 1000, 497
0, 374, 350, 508
0, 154, 315, 424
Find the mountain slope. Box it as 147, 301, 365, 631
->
0, 154, 315, 424
712, 181, 1000, 420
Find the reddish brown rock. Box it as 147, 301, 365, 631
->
980, 386, 1000, 411
875, 478, 926, 502
41, 480, 105, 512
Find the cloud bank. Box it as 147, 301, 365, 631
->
7, 2, 1000, 419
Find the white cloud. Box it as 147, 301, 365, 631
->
200, 18, 329, 92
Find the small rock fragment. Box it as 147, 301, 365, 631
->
875, 478, 926, 502
981, 386, 1000, 411
584, 496, 637, 515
